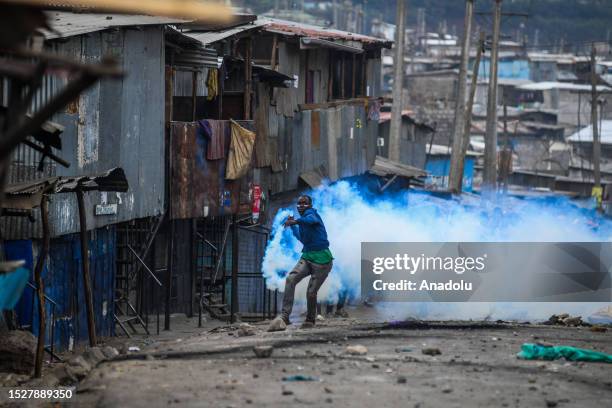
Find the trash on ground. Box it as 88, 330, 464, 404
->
128, 346, 141, 352
517, 343, 612, 363
282, 374, 319, 382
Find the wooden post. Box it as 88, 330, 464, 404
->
389, 0, 406, 162
164, 219, 174, 331
456, 31, 485, 193
351, 54, 356, 98
230, 215, 239, 323
33, 195, 50, 378
448, 0, 474, 193
501, 100, 510, 192
76, 188, 97, 346
483, 0, 502, 192
244, 37, 252, 120
591, 43, 602, 210
192, 71, 197, 121
165, 67, 173, 125
340, 55, 346, 99
270, 34, 278, 71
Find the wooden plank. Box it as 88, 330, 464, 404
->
311, 110, 320, 149
298, 97, 369, 111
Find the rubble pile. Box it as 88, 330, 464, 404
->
545, 314, 585, 327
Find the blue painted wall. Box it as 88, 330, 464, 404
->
425, 155, 475, 192
476, 58, 530, 80
5, 227, 116, 351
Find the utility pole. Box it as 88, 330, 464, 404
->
501, 98, 510, 192
448, 0, 474, 193
333, 0, 338, 29
483, 0, 502, 192
389, 0, 406, 162
591, 43, 602, 210
457, 31, 485, 193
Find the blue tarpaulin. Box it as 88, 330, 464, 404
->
0, 267, 29, 310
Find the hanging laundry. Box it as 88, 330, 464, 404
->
367, 97, 382, 122
226, 120, 256, 180
198, 119, 225, 160
206, 68, 218, 101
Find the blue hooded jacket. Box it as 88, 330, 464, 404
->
289, 208, 330, 252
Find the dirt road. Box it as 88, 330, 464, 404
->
69, 311, 612, 408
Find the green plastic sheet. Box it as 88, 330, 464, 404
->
517, 343, 612, 363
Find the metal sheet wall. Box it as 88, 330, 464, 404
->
5, 226, 116, 351
262, 104, 378, 195
3, 26, 166, 240
169, 121, 254, 219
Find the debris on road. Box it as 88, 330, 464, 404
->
422, 348, 442, 356
517, 343, 612, 363
590, 325, 608, 333
395, 347, 413, 353
0, 330, 36, 375
253, 346, 274, 358
128, 346, 141, 352
545, 314, 584, 327
346, 345, 368, 355
236, 323, 256, 337
282, 374, 319, 382
267, 317, 287, 332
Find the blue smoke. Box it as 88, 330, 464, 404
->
262, 178, 612, 321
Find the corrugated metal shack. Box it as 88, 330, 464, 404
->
3, 13, 391, 349
171, 17, 391, 321
2, 13, 176, 350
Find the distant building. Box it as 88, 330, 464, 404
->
424, 145, 480, 192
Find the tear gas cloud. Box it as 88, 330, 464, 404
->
261, 180, 612, 322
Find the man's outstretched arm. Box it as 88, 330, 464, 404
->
295, 212, 319, 225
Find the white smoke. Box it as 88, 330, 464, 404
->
262, 180, 612, 322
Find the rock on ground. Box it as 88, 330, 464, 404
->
0, 330, 36, 375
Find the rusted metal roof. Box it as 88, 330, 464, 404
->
260, 17, 391, 47
182, 20, 266, 45
369, 156, 427, 179
41, 11, 185, 39
299, 166, 327, 188
3, 167, 128, 210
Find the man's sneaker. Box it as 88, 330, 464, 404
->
267, 316, 287, 332
334, 309, 349, 318
300, 321, 315, 329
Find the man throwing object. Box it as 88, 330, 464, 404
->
268, 195, 333, 331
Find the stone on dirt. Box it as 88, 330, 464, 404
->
0, 330, 36, 375
237, 323, 256, 337
83, 347, 106, 365
101, 346, 119, 359
422, 348, 442, 356
66, 356, 92, 380
253, 345, 274, 358
346, 345, 368, 355
267, 317, 287, 332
